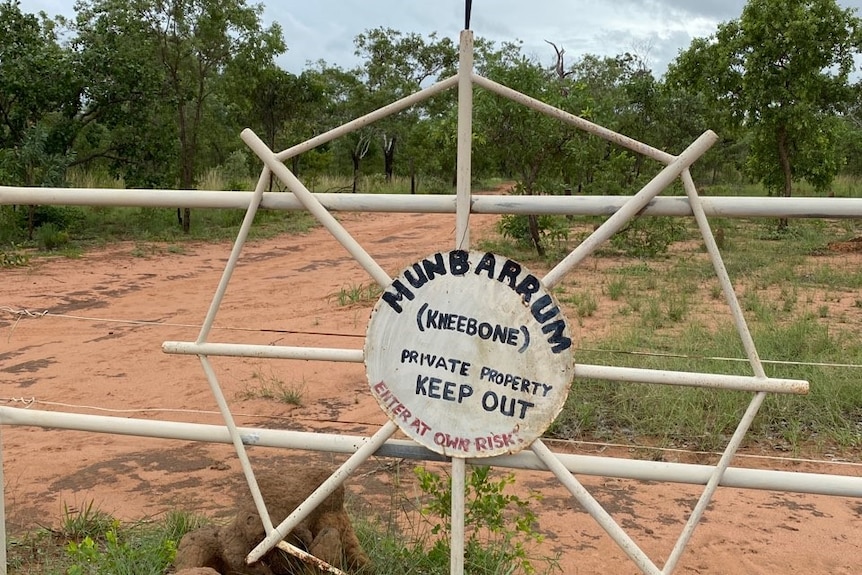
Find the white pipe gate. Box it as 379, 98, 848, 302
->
1, 28, 861, 575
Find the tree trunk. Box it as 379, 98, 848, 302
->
178, 105, 195, 234
776, 124, 792, 232
527, 214, 544, 256
27, 205, 35, 240
383, 134, 397, 182
410, 158, 416, 194
352, 153, 360, 194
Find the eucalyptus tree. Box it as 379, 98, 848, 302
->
839, 82, 862, 179
0, 1, 80, 237
473, 40, 582, 255
0, 1, 78, 153
74, 0, 285, 231
669, 0, 862, 230
304, 62, 378, 192
564, 53, 647, 196
353, 27, 457, 182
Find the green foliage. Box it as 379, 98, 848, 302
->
35, 222, 70, 251
413, 465, 555, 575
218, 149, 254, 191
61, 501, 116, 542
497, 214, 569, 254
9, 504, 206, 575
0, 245, 29, 267
610, 215, 686, 258
668, 0, 862, 229
332, 282, 382, 306
65, 526, 177, 575
238, 368, 305, 406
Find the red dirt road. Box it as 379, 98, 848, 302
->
1, 208, 860, 574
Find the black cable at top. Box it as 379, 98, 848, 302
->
465, 0, 473, 29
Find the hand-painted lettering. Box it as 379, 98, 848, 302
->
478, 366, 553, 397
381, 279, 415, 313
497, 259, 522, 289
474, 432, 515, 451
372, 381, 413, 423
415, 375, 473, 404
434, 432, 471, 452
449, 250, 470, 275
417, 305, 524, 348
474, 252, 496, 279
382, 251, 570, 352
401, 348, 472, 375
409, 417, 431, 436
481, 390, 535, 419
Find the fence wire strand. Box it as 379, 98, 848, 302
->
3, 306, 860, 370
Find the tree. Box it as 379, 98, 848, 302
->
474, 41, 580, 255
74, 0, 285, 231
305, 62, 379, 193
245, 68, 324, 186
353, 28, 457, 182
0, 1, 78, 150
0, 1, 79, 238
670, 0, 862, 230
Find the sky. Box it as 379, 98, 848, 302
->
19, 0, 862, 77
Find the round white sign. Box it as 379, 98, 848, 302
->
364, 250, 574, 458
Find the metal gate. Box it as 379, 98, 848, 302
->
1, 28, 861, 575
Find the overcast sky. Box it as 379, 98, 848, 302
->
20, 0, 862, 77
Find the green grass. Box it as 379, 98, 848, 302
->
478, 206, 862, 454
7, 504, 206, 575
548, 316, 862, 452
9, 466, 560, 575
331, 282, 383, 306
237, 368, 305, 406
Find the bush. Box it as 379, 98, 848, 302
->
498, 214, 569, 254
413, 465, 557, 574
35, 223, 70, 251
610, 216, 685, 258
0, 245, 30, 267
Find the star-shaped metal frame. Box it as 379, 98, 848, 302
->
163, 30, 807, 575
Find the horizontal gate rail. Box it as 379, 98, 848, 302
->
162, 341, 809, 394
1, 407, 858, 498
1, 186, 861, 218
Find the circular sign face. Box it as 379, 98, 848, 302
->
364, 250, 574, 458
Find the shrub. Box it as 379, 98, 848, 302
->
35, 223, 70, 251
610, 216, 685, 258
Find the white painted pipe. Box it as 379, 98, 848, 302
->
274, 76, 458, 162
3, 187, 862, 218
450, 456, 466, 575
0, 425, 7, 575
472, 74, 675, 165
196, 169, 270, 343
455, 30, 474, 251
1, 407, 858, 497
246, 421, 398, 564
161, 341, 808, 394
450, 31, 474, 574
199, 355, 276, 533
471, 195, 862, 217
241, 129, 392, 289
161, 342, 807, 394
575, 364, 807, 394
532, 439, 662, 575
162, 341, 365, 362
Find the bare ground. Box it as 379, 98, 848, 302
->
1, 207, 860, 574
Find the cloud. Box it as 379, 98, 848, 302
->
18, 0, 862, 76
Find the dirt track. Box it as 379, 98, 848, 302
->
1, 207, 861, 574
